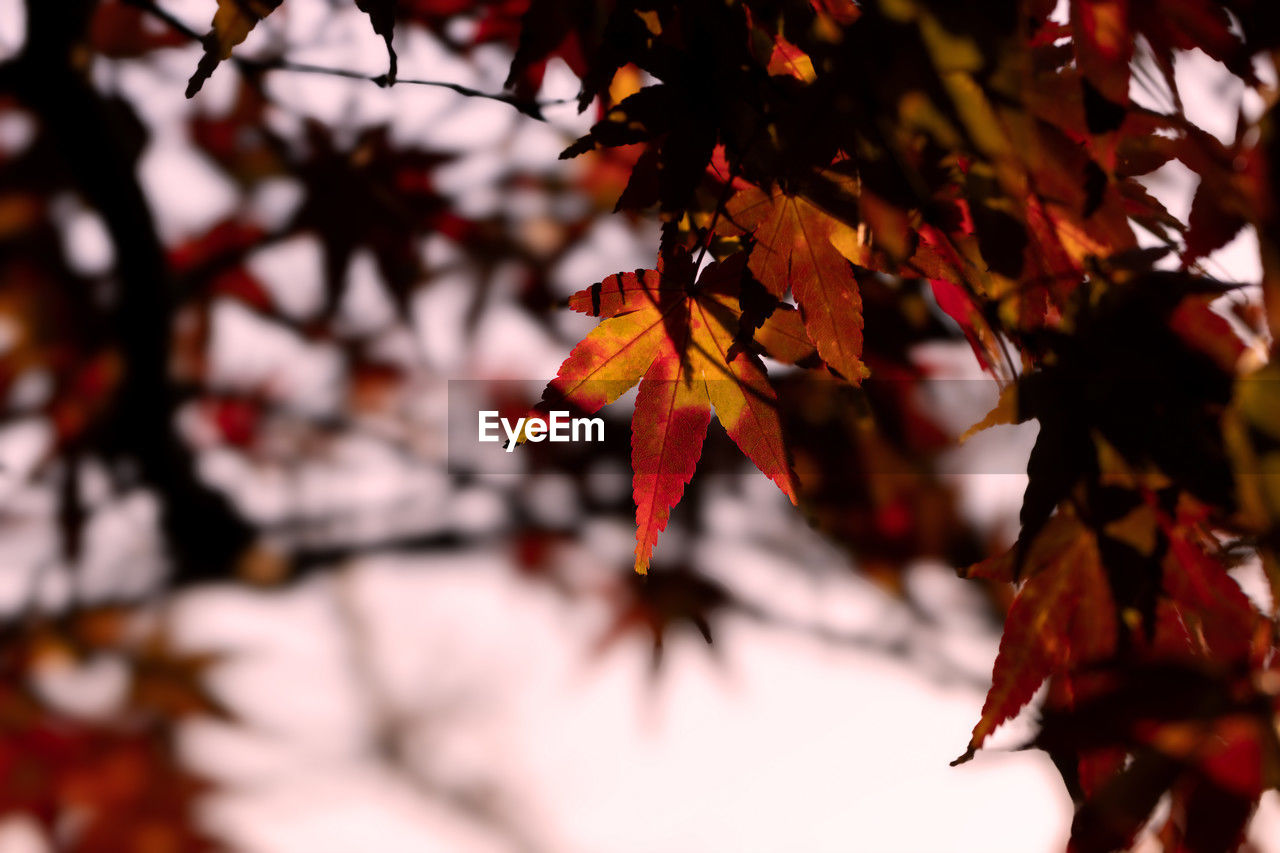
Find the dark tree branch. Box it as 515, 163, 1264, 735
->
122, 0, 570, 120
10, 0, 256, 585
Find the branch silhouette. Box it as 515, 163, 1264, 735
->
12, 0, 257, 584
123, 0, 572, 119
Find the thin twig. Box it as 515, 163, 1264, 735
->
122, 0, 573, 119
694, 159, 742, 272
694, 122, 771, 274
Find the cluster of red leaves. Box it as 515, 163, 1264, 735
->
0, 610, 225, 852
7, 0, 1280, 849
495, 0, 1280, 848
171, 0, 1280, 843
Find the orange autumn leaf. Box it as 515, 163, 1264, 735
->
631, 338, 712, 576
956, 511, 1117, 764
753, 302, 817, 366
553, 250, 797, 572
1158, 508, 1268, 665
1071, 0, 1133, 109
767, 37, 817, 83
725, 184, 870, 383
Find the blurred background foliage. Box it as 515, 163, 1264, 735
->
1, 0, 1279, 850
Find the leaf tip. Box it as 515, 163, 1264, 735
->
185, 71, 208, 99
959, 384, 1019, 444
185, 50, 219, 99
782, 477, 800, 506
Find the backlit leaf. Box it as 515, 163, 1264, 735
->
551, 251, 797, 572
955, 511, 1117, 764
725, 184, 869, 383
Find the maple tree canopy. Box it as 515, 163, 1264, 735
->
5, 0, 1280, 849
